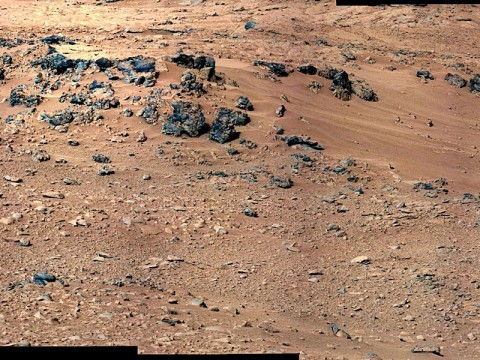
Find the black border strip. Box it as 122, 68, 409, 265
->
0, 347, 299, 360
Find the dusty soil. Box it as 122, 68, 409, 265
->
0, 1, 479, 359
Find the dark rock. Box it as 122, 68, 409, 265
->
105, 69, 120, 81
10, 85, 42, 107
239, 138, 257, 149
70, 93, 88, 105
274, 125, 284, 135
68, 140, 80, 146
39, 107, 99, 127
137, 104, 158, 124
353, 81, 378, 101
218, 108, 249, 126
5, 111, 30, 125
270, 176, 293, 189
92, 97, 120, 110
318, 65, 341, 80
209, 171, 228, 178
282, 136, 324, 151
243, 207, 258, 217
118, 55, 155, 73
95, 57, 114, 71
31, 50, 79, 74
98, 167, 114, 176
469, 74, 480, 94
199, 67, 216, 82
92, 154, 111, 163
41, 35, 65, 45
329, 70, 352, 101
33, 272, 56, 286
88, 80, 107, 91
316, 39, 331, 46
178, 71, 204, 96
307, 81, 323, 93
342, 51, 356, 61
444, 73, 467, 88
276, 104, 286, 117
253, 60, 289, 77
209, 110, 238, 144
0, 68, 5, 80
332, 166, 347, 175
298, 65, 317, 75
227, 147, 239, 155
170, 53, 194, 68
75, 60, 89, 72
161, 317, 176, 326
291, 153, 312, 162
162, 101, 206, 137
191, 299, 207, 308
3, 55, 12, 65
235, 96, 253, 111
122, 108, 133, 117
414, 182, 436, 190
245, 20, 257, 30
117, 55, 155, 84
134, 76, 146, 86
416, 69, 434, 80
193, 55, 215, 70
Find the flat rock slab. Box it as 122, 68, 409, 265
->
42, 192, 65, 199
411, 345, 441, 355
351, 256, 371, 265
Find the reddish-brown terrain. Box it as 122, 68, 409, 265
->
0, 1, 479, 359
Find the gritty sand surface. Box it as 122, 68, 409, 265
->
0, 1, 479, 359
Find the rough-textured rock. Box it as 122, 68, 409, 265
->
209, 110, 238, 144
270, 176, 293, 189
162, 101, 206, 137
253, 60, 289, 77
282, 136, 324, 151
469, 74, 480, 94
137, 104, 159, 124
307, 81, 323, 93
298, 65, 317, 75
33, 272, 56, 286
31, 49, 79, 74
38, 107, 100, 127
118, 55, 156, 84
118, 55, 155, 73
31, 149, 50, 162
10, 85, 42, 107
411, 345, 441, 355
352, 81, 378, 101
170, 53, 195, 68
329, 70, 352, 100
444, 73, 467, 88
416, 69, 434, 80
276, 104, 286, 117
95, 57, 114, 71
235, 96, 253, 111
41, 35, 66, 44
193, 55, 215, 70
178, 71, 204, 95
92, 154, 111, 163
318, 65, 341, 80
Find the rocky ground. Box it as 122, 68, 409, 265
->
0, 1, 479, 359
